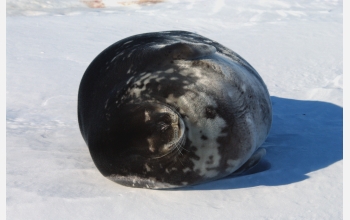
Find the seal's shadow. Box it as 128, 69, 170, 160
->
179, 96, 343, 190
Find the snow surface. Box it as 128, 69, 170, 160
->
6, 0, 343, 219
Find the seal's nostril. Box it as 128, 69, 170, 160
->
157, 122, 169, 132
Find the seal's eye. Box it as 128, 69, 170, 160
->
157, 113, 173, 123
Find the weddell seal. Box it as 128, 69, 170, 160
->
78, 31, 272, 189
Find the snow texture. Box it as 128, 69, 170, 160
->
6, 0, 343, 219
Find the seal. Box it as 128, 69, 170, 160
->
78, 31, 272, 189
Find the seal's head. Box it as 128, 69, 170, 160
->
87, 100, 190, 189
112, 102, 185, 160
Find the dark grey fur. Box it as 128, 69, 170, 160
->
78, 31, 272, 189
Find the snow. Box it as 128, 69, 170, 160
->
6, 0, 344, 219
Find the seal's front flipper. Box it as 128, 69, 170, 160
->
229, 148, 270, 177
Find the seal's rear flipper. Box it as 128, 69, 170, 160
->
228, 148, 270, 177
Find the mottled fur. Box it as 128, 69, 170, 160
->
78, 31, 272, 189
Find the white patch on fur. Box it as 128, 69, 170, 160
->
147, 138, 155, 152
144, 110, 151, 122
168, 88, 227, 178
164, 94, 176, 105
130, 67, 175, 98
145, 164, 151, 172
244, 113, 257, 154
149, 44, 167, 49
130, 73, 151, 97
164, 68, 174, 73
241, 84, 246, 92
123, 40, 133, 45
161, 62, 229, 179
183, 167, 191, 173
187, 115, 226, 178
127, 52, 133, 58
225, 159, 240, 173
111, 56, 118, 62
104, 98, 109, 109
126, 76, 134, 85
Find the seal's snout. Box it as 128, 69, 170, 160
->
144, 103, 185, 157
